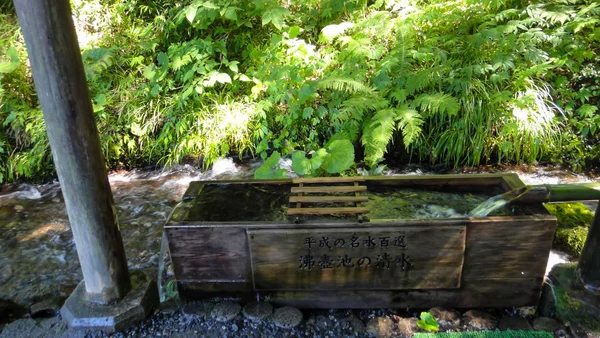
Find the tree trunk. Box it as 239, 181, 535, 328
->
13, 0, 131, 304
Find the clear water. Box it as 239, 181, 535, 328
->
469, 186, 531, 217
185, 184, 516, 222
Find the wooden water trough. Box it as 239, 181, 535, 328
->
164, 174, 556, 308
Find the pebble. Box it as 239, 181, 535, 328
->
272, 306, 303, 329
182, 301, 214, 319
242, 302, 273, 321
13, 205, 24, 212
210, 302, 241, 322
340, 313, 366, 335
498, 315, 533, 331
463, 309, 498, 331
429, 307, 461, 331
366, 317, 395, 338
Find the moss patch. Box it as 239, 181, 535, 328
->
544, 203, 594, 257
548, 263, 600, 333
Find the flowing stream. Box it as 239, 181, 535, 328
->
0, 159, 595, 308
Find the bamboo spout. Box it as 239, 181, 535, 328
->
515, 183, 600, 204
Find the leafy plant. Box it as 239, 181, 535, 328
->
254, 151, 286, 179
417, 311, 439, 332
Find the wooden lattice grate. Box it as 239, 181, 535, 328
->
287, 177, 369, 216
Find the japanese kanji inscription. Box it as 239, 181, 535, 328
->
248, 226, 466, 291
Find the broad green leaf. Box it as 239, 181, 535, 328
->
143, 65, 156, 80
238, 74, 251, 82
254, 151, 287, 179
215, 72, 232, 84
321, 139, 354, 174
291, 151, 310, 175
289, 25, 301, 39
157, 53, 169, 68
223, 7, 239, 21
262, 7, 289, 30
185, 5, 198, 24
417, 312, 439, 332
228, 61, 239, 73
0, 47, 19, 74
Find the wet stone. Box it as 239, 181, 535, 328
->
307, 314, 332, 330
429, 307, 461, 331
464, 310, 498, 331
182, 301, 214, 319
210, 302, 241, 322
340, 313, 366, 335
29, 297, 64, 318
366, 317, 395, 338
242, 302, 272, 321
13, 205, 24, 212
397, 316, 422, 336
272, 306, 303, 329
498, 315, 533, 331
532, 316, 563, 333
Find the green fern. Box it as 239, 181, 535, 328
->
339, 95, 389, 121
317, 76, 376, 95
362, 108, 397, 167
412, 93, 460, 117
396, 106, 424, 149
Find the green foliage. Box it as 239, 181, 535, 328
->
417, 311, 439, 333
544, 202, 594, 257
254, 151, 286, 179
1, 0, 599, 182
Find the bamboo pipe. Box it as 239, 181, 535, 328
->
510, 183, 600, 204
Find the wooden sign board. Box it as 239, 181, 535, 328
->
248, 226, 466, 290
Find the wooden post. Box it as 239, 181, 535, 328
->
579, 202, 600, 291
13, 0, 131, 304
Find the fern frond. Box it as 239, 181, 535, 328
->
396, 106, 423, 148
340, 95, 389, 121
412, 93, 460, 117
338, 35, 384, 60
361, 108, 397, 167
317, 77, 376, 95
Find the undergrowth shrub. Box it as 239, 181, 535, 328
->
0, 0, 599, 182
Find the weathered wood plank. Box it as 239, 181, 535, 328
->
291, 186, 367, 194
248, 226, 466, 290
167, 227, 251, 282
462, 218, 556, 279
256, 278, 543, 308
289, 196, 369, 203
293, 177, 366, 184
178, 278, 543, 308
287, 207, 370, 215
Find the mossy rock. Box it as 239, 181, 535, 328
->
544, 203, 594, 257
547, 263, 600, 334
